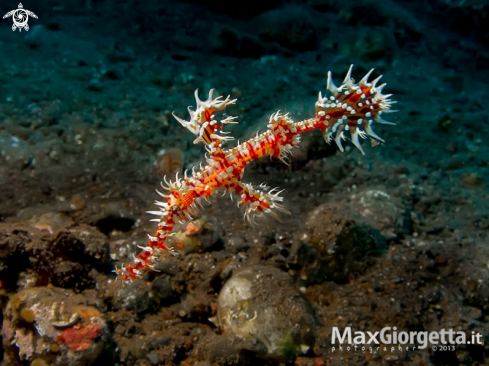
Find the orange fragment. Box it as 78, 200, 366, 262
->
185, 222, 202, 235
72, 305, 102, 319
56, 323, 102, 352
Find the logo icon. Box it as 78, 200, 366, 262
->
3, 3, 38, 32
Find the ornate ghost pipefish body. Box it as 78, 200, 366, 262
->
116, 65, 397, 281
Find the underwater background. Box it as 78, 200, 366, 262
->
1, 0, 489, 365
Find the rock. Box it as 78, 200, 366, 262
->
171, 216, 223, 254
196, 333, 262, 365
0, 223, 109, 291
110, 280, 151, 314
338, 0, 423, 46
349, 189, 402, 233
67, 225, 110, 266
2, 287, 107, 366
339, 27, 398, 62
224, 236, 249, 253
152, 256, 180, 275
70, 194, 86, 210
462, 173, 484, 188
217, 265, 316, 360
208, 25, 267, 59
29, 212, 74, 236
150, 275, 178, 306
252, 7, 318, 52
30, 99, 68, 127
304, 202, 386, 283
0, 132, 34, 170
24, 25, 101, 65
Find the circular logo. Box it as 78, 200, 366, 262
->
12, 9, 28, 28
3, 4, 38, 32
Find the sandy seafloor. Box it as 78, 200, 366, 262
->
1, 0, 489, 365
